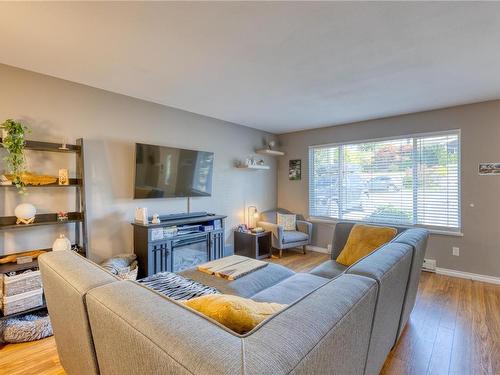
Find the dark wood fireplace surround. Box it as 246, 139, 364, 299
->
132, 213, 226, 278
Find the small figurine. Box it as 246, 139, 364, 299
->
58, 169, 69, 185
152, 213, 161, 224
57, 211, 69, 222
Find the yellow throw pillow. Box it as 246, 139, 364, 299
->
182, 294, 287, 334
277, 213, 296, 230
336, 224, 397, 266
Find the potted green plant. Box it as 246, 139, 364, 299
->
1, 119, 30, 193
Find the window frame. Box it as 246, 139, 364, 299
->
308, 129, 462, 235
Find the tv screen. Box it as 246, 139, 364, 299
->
134, 143, 214, 199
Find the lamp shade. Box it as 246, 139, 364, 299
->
247, 206, 258, 228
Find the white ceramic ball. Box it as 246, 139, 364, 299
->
52, 234, 72, 251
14, 203, 36, 220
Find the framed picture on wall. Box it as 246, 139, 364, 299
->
479, 163, 500, 175
289, 159, 301, 180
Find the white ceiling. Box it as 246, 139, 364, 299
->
1, 2, 500, 134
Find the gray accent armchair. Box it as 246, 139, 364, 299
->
257, 208, 312, 258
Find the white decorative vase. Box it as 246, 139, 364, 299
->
52, 234, 72, 251
14, 203, 36, 221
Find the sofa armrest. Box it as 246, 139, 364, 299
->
296, 220, 312, 236
86, 281, 243, 375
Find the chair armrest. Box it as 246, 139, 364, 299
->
296, 220, 313, 236
257, 221, 284, 241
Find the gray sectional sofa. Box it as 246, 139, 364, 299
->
39, 222, 428, 375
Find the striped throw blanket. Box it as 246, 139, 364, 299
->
138, 272, 219, 301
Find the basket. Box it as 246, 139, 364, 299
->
1, 288, 43, 316
1, 270, 42, 297
117, 266, 138, 281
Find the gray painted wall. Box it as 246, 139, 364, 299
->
278, 100, 500, 278
0, 64, 277, 262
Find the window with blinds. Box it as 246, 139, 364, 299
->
309, 131, 460, 232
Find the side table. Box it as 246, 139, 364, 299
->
234, 231, 271, 260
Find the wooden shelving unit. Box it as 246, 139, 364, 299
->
0, 137, 88, 320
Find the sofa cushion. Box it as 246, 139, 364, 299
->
309, 260, 348, 279
243, 274, 378, 374
336, 224, 397, 266
347, 242, 413, 375
39, 251, 120, 375
183, 294, 287, 334
251, 273, 328, 304
180, 263, 295, 298
391, 228, 429, 340
282, 230, 309, 244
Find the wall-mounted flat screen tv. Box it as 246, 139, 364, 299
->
134, 143, 214, 199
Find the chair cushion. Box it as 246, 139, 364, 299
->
309, 260, 348, 279
336, 224, 397, 266
182, 294, 287, 334
282, 230, 309, 244
251, 273, 328, 304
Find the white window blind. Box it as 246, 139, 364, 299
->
309, 131, 460, 232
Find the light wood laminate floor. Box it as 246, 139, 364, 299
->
1, 250, 498, 375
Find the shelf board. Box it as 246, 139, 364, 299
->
236, 164, 270, 170
0, 247, 83, 274
255, 148, 285, 156
0, 212, 83, 230
0, 178, 81, 188
0, 258, 40, 274
1, 301, 47, 321
0, 138, 80, 153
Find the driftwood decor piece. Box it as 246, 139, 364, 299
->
0, 250, 48, 264
5, 172, 58, 186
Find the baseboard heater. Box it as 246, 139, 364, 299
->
422, 258, 436, 272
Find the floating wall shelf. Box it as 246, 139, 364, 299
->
236, 164, 270, 170
255, 149, 285, 156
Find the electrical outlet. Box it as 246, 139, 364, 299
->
452, 247, 459, 256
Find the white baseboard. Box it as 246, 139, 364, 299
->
435, 267, 500, 285
306, 245, 331, 254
